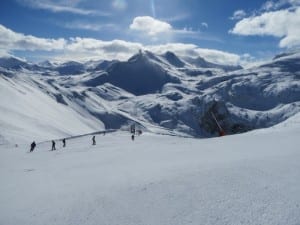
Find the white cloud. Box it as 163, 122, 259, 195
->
63, 21, 118, 31
147, 43, 241, 65
201, 22, 208, 28
0, 49, 10, 58
175, 27, 196, 35
16, 0, 109, 16
0, 24, 66, 53
53, 42, 242, 65
0, 24, 241, 65
230, 7, 300, 48
130, 16, 172, 36
262, 1, 276, 11
147, 43, 199, 56
112, 0, 127, 11
230, 10, 247, 20
195, 48, 240, 65
162, 13, 190, 22
261, 0, 300, 11
60, 38, 143, 61
129, 16, 209, 42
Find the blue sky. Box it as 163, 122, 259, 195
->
0, 0, 299, 65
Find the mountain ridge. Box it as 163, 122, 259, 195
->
0, 50, 299, 143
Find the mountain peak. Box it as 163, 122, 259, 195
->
127, 50, 160, 63
0, 56, 28, 70
162, 51, 185, 68
105, 51, 180, 95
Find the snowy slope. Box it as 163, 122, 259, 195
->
0, 50, 300, 143
0, 114, 299, 225
0, 74, 104, 144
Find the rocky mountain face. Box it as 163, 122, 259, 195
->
1, 50, 300, 140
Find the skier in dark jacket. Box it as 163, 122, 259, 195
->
30, 141, 36, 152
92, 136, 96, 145
51, 140, 56, 151
62, 138, 66, 147
131, 134, 135, 141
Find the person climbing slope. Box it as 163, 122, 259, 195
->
51, 140, 56, 151
92, 136, 96, 145
62, 138, 66, 147
30, 141, 36, 152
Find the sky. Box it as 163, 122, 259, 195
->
0, 0, 300, 66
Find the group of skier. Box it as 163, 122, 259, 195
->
50, 138, 65, 151
29, 139, 62, 152
29, 136, 96, 152
29, 127, 142, 152
130, 124, 143, 141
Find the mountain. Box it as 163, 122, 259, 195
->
0, 50, 299, 143
1, 51, 300, 225
104, 51, 181, 95
0, 57, 28, 70
162, 51, 185, 67
38, 60, 59, 68
93, 60, 118, 71
56, 61, 86, 75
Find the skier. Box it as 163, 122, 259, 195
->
62, 138, 66, 147
30, 141, 36, 152
130, 124, 135, 134
92, 136, 96, 145
51, 140, 56, 151
131, 134, 135, 141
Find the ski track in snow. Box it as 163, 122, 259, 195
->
1, 119, 300, 225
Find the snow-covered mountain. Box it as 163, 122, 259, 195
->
0, 57, 28, 70
1, 50, 300, 143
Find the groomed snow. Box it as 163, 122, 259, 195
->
0, 114, 299, 225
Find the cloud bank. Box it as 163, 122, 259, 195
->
0, 24, 241, 65
0, 24, 66, 51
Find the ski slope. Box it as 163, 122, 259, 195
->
0, 75, 104, 144
0, 113, 300, 225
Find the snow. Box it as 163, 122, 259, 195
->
1, 46, 300, 225
0, 75, 103, 144
0, 114, 300, 225
1, 50, 300, 139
